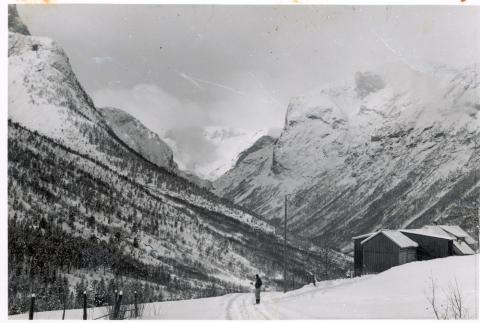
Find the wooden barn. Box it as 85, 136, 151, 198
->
352, 225, 475, 277
352, 233, 374, 277
430, 225, 476, 254
399, 228, 454, 260
358, 230, 418, 275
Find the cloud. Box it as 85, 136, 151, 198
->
90, 56, 116, 65
165, 127, 220, 174
91, 83, 209, 132
29, 5, 478, 178
91, 81, 285, 178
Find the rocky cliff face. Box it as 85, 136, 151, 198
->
214, 65, 480, 251
8, 5, 30, 35
8, 28, 109, 159
100, 107, 213, 189
100, 107, 178, 171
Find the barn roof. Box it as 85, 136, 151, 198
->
437, 225, 476, 245
352, 232, 375, 240
453, 240, 475, 255
361, 230, 418, 248
400, 227, 454, 240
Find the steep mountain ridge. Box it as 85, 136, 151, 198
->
8, 31, 116, 165
100, 107, 178, 171
99, 107, 211, 188
214, 65, 480, 251
8, 4, 30, 36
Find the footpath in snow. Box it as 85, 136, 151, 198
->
10, 255, 478, 320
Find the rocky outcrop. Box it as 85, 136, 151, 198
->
100, 107, 178, 171
8, 5, 30, 36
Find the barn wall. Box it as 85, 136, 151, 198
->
399, 247, 417, 265
402, 233, 453, 260
362, 234, 400, 274
353, 239, 364, 277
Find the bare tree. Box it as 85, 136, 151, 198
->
425, 275, 470, 320
425, 275, 445, 319
446, 278, 469, 319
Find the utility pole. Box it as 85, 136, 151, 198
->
475, 136, 479, 251
474, 134, 479, 320
284, 195, 287, 293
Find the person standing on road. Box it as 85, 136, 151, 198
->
254, 274, 262, 304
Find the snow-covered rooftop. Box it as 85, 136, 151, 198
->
361, 230, 418, 249
437, 225, 476, 245
453, 240, 475, 255
352, 232, 375, 240
400, 227, 453, 240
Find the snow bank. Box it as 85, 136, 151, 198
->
11, 255, 478, 320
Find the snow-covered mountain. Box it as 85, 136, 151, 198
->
100, 107, 178, 171
99, 107, 211, 188
166, 126, 268, 181
8, 4, 30, 36
214, 64, 480, 252
8, 31, 106, 153
7, 6, 349, 314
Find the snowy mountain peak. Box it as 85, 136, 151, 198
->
235, 135, 276, 167
8, 30, 110, 161
100, 106, 178, 171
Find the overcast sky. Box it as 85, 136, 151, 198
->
16, 4, 479, 178
18, 5, 479, 131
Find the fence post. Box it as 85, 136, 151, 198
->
113, 291, 123, 319
62, 290, 67, 320
29, 293, 35, 320
83, 291, 87, 320
112, 289, 118, 319
118, 291, 123, 314
134, 291, 138, 318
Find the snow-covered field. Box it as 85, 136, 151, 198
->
10, 255, 478, 320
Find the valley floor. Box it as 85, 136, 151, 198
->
10, 255, 478, 320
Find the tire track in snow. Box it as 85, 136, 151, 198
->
240, 293, 273, 320
225, 293, 243, 320
253, 304, 274, 320
225, 292, 271, 320
243, 295, 268, 320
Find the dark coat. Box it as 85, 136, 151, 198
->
255, 277, 262, 289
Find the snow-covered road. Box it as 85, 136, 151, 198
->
144, 254, 478, 319
10, 255, 478, 320
220, 278, 362, 320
